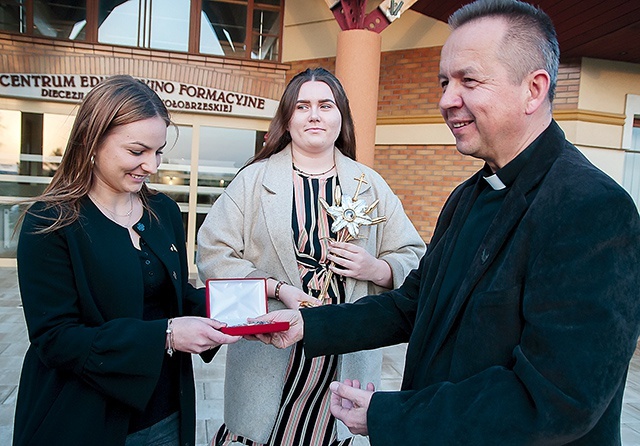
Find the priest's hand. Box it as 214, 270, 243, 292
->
250, 310, 304, 349
329, 379, 375, 436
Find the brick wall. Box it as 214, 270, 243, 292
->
0, 33, 289, 100
378, 47, 443, 117
553, 59, 581, 110
375, 144, 483, 239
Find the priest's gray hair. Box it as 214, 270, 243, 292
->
449, 0, 560, 103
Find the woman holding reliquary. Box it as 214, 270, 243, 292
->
196, 67, 425, 446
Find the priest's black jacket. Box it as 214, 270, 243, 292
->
302, 121, 640, 445
14, 192, 215, 446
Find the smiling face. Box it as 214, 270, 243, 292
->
91, 116, 167, 195
287, 81, 343, 156
438, 17, 533, 170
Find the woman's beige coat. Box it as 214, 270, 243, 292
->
197, 147, 425, 445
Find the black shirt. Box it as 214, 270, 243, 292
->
424, 136, 541, 379
128, 239, 180, 433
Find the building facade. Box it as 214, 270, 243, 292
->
1, 0, 640, 270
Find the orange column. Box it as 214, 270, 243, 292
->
335, 29, 382, 168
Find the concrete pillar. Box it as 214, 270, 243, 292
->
335, 29, 382, 168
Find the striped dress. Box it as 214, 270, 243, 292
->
215, 169, 353, 446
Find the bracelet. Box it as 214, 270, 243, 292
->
166, 318, 175, 357
274, 281, 286, 301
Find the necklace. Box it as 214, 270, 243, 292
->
89, 193, 134, 226
292, 163, 336, 177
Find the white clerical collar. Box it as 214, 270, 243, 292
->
483, 174, 507, 191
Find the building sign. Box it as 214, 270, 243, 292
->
0, 74, 278, 119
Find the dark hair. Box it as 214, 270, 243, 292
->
250, 67, 357, 165
24, 74, 171, 233
449, 0, 559, 102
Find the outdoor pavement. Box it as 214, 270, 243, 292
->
0, 266, 640, 445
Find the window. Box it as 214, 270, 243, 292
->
1, 0, 284, 62
251, 2, 280, 60
0, 109, 74, 258
98, 0, 189, 52
200, 0, 281, 61
200, 0, 246, 57
34, 0, 86, 39
0, 0, 25, 33
193, 125, 260, 260
0, 0, 88, 38
622, 95, 640, 209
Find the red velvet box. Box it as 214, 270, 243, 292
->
206, 278, 289, 335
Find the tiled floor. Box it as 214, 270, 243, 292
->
0, 265, 639, 445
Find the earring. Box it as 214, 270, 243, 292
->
90, 154, 95, 167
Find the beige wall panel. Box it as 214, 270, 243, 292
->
377, 11, 449, 52
559, 120, 623, 150
282, 20, 341, 62
576, 146, 626, 185
579, 58, 640, 114
284, 0, 335, 26
282, 0, 339, 63
556, 120, 577, 142
557, 120, 625, 184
